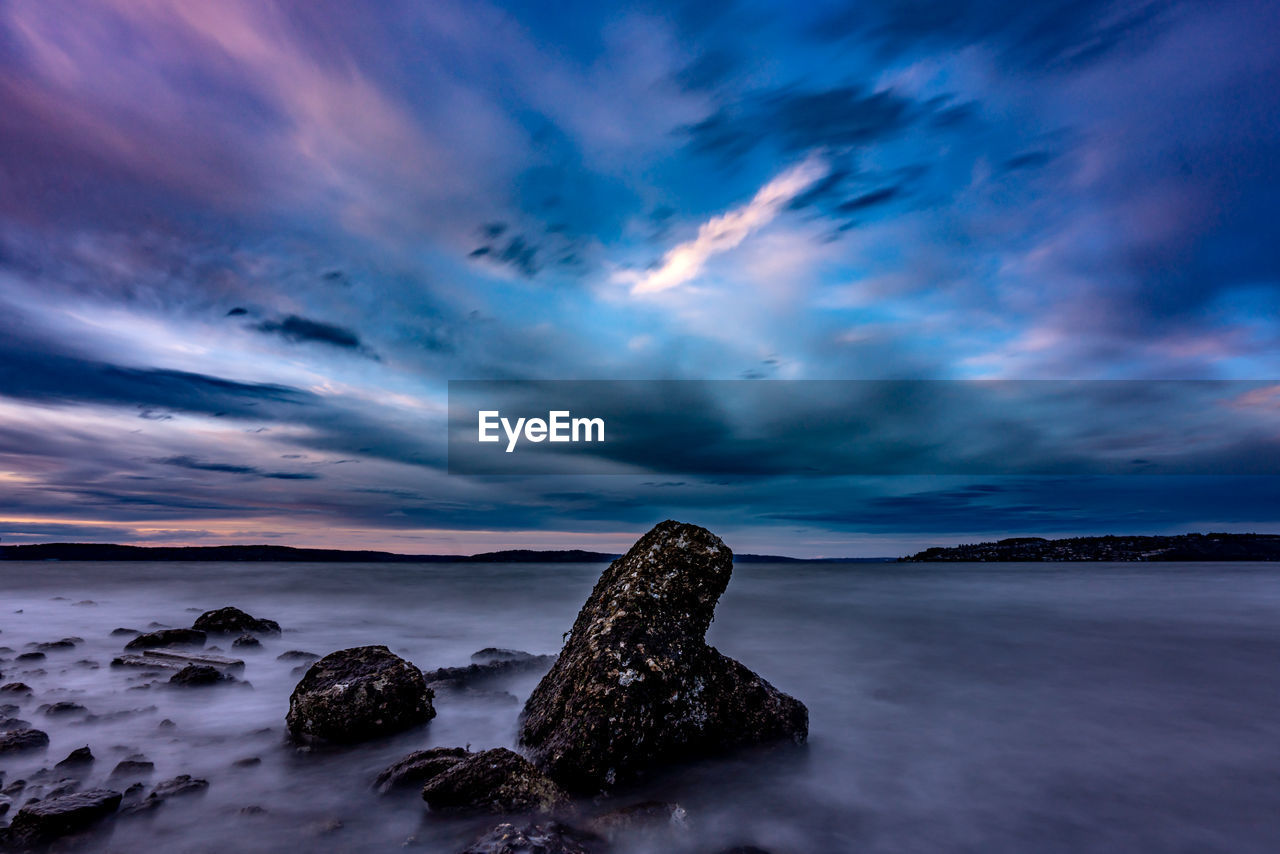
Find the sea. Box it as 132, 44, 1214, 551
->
1, 560, 1278, 853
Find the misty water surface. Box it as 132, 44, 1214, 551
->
1, 560, 1278, 853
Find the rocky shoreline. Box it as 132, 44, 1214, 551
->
0, 522, 807, 853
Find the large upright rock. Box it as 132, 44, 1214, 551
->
287, 646, 434, 743
520, 521, 807, 792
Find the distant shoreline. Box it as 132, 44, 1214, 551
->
901, 532, 1280, 562
0, 542, 894, 564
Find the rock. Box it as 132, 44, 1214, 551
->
118, 793, 163, 816
168, 664, 233, 686
0, 728, 48, 755
110, 628, 140, 637
158, 719, 176, 729
519, 521, 808, 792
40, 701, 88, 716
276, 650, 319, 662
231, 756, 261, 768
588, 801, 688, 840
35, 640, 76, 652
421, 748, 568, 815
240, 804, 267, 815
55, 746, 94, 769
192, 607, 281, 635
15, 652, 45, 662
373, 747, 469, 794
713, 848, 772, 854
0, 716, 31, 730
286, 646, 434, 744
232, 634, 261, 649
109, 759, 155, 780
0, 682, 32, 695
424, 654, 557, 690
151, 774, 209, 798
124, 628, 206, 650
459, 821, 600, 854
4, 788, 121, 848
473, 648, 542, 665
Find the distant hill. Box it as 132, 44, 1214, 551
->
0, 542, 878, 563
901, 533, 1280, 562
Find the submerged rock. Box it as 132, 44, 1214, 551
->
424, 650, 557, 690
421, 748, 568, 815
0, 728, 48, 755
151, 775, 209, 798
124, 628, 206, 651
109, 759, 155, 780
459, 821, 600, 854
588, 801, 688, 840
276, 650, 319, 662
286, 646, 434, 744
55, 746, 94, 769
4, 788, 121, 848
520, 521, 808, 792
168, 664, 233, 686
193, 607, 281, 635
374, 746, 469, 794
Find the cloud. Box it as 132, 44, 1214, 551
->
252, 314, 368, 354
155, 455, 318, 480
627, 155, 828, 295
687, 85, 917, 164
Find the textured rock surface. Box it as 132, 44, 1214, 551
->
459, 821, 600, 854
5, 788, 121, 848
421, 748, 567, 814
124, 628, 206, 650
193, 607, 281, 635
0, 727, 49, 755
286, 645, 434, 743
520, 521, 808, 792
169, 664, 232, 686
374, 746, 469, 794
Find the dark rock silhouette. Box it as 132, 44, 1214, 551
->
124, 628, 206, 650
169, 664, 233, 686
55, 746, 94, 769
520, 521, 807, 792
287, 646, 434, 743
4, 788, 121, 848
374, 746, 468, 794
193, 606, 281, 635
420, 748, 567, 814
0, 728, 49, 755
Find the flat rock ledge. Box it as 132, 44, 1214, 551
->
520, 520, 808, 792
3, 788, 122, 849
287, 645, 434, 744
421, 748, 568, 815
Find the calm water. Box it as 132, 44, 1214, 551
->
1, 560, 1279, 853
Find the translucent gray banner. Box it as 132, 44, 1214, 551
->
447, 380, 1280, 475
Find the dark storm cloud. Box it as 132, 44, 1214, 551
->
155, 455, 319, 480
0, 333, 314, 419
252, 314, 370, 354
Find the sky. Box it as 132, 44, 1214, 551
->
1, 0, 1278, 556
